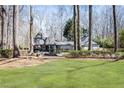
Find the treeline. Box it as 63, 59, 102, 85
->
64, 5, 124, 52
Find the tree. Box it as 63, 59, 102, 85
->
76, 5, 81, 50
119, 29, 124, 48
58, 6, 64, 41
12, 5, 20, 57
94, 36, 114, 48
88, 5, 92, 50
12, 5, 16, 57
63, 18, 73, 41
93, 6, 114, 44
6, 6, 11, 49
0, 5, 6, 49
16, 5, 19, 47
113, 5, 118, 52
63, 18, 85, 41
73, 5, 77, 50
29, 5, 33, 54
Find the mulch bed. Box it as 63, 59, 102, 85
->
0, 56, 45, 69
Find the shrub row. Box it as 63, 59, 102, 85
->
0, 49, 13, 58
66, 50, 117, 58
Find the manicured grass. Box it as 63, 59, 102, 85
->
0, 59, 124, 88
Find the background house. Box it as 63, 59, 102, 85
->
81, 34, 100, 50
33, 32, 100, 53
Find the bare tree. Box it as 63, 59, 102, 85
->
29, 5, 33, 54
88, 5, 92, 50
57, 6, 68, 41
12, 5, 16, 57
16, 5, 19, 47
0, 5, 6, 49
58, 6, 64, 41
77, 5, 81, 50
12, 5, 20, 57
113, 5, 118, 52
73, 5, 77, 50
6, 6, 11, 49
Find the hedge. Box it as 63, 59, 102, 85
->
66, 50, 116, 58
0, 49, 13, 58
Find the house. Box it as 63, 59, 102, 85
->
81, 34, 100, 50
33, 32, 100, 53
33, 32, 62, 55
33, 32, 74, 54
55, 41, 74, 50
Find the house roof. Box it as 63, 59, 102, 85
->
81, 36, 98, 46
55, 41, 73, 46
34, 32, 99, 47
34, 32, 43, 39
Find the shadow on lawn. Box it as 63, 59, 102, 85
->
67, 58, 120, 74
67, 62, 108, 73
66, 62, 107, 86
65, 62, 114, 87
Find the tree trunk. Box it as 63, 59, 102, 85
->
29, 5, 33, 54
76, 5, 81, 50
73, 5, 77, 50
16, 5, 19, 48
13, 5, 20, 58
0, 5, 4, 49
59, 7, 63, 41
88, 5, 92, 51
6, 6, 10, 49
13, 5, 16, 57
113, 5, 118, 52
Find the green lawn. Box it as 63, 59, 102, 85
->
0, 59, 124, 88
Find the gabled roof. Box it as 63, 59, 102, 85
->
81, 34, 99, 46
34, 32, 43, 39
33, 32, 99, 47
